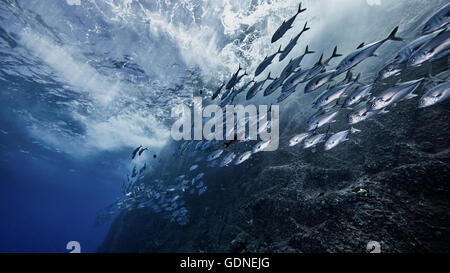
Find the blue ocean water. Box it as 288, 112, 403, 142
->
0, 112, 121, 252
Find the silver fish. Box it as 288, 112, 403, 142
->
221, 87, 233, 100
220, 91, 238, 107
194, 172, 205, 181
253, 139, 272, 153
277, 88, 296, 102
348, 103, 384, 125
211, 83, 225, 100
255, 47, 282, 77
313, 81, 354, 109
303, 47, 342, 83
220, 152, 236, 167
207, 149, 223, 161
279, 22, 310, 62
271, 3, 306, 43
304, 69, 337, 94
264, 74, 288, 96
189, 164, 199, 171
303, 134, 326, 149
246, 73, 275, 100
198, 186, 208, 196
393, 32, 438, 64
371, 78, 424, 110
422, 3, 450, 35
343, 84, 373, 108
306, 109, 339, 131
234, 151, 252, 165
377, 62, 406, 81
324, 130, 349, 151
289, 132, 311, 147
174, 175, 185, 183
408, 29, 450, 67
335, 26, 403, 75
418, 81, 450, 108
257, 120, 271, 135
201, 141, 213, 151
226, 64, 243, 90
282, 68, 310, 93
194, 141, 204, 150
280, 45, 315, 76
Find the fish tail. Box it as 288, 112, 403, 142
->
302, 21, 310, 33
297, 2, 307, 14
324, 47, 342, 65
305, 45, 315, 55
387, 26, 403, 41
331, 46, 343, 58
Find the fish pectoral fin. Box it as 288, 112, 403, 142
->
350, 127, 362, 134
404, 93, 418, 100
357, 42, 365, 49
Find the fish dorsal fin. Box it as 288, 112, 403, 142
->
345, 71, 353, 82
353, 73, 361, 83
357, 42, 365, 49
316, 54, 323, 65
